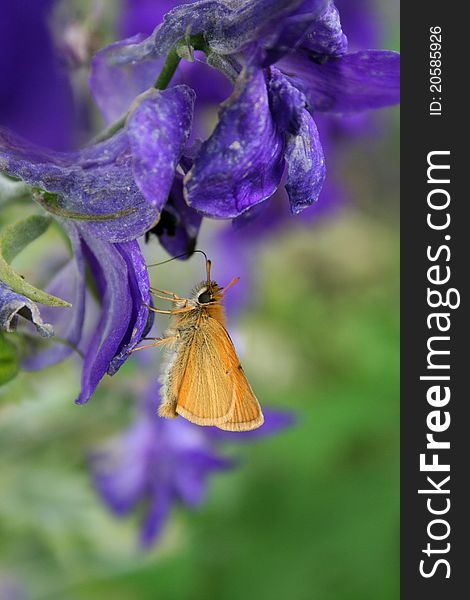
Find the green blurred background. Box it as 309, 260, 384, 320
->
0, 1, 399, 599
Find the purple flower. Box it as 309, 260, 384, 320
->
144, 173, 203, 257
0, 0, 75, 151
91, 0, 399, 220
0, 117, 178, 401
0, 78, 199, 401
18, 220, 154, 404
90, 382, 294, 547
1, 0, 399, 403
0, 80, 198, 241
0, 86, 188, 237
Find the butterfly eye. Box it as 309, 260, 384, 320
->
198, 290, 212, 304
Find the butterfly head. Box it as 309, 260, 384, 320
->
194, 281, 222, 305
192, 259, 240, 306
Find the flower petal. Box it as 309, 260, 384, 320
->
280, 49, 400, 113
285, 109, 326, 214
268, 67, 307, 134
0, 128, 159, 243
185, 67, 285, 218
98, 1, 327, 71
259, 0, 344, 66
108, 241, 153, 375
22, 221, 86, 370
91, 418, 154, 515
0, 280, 53, 337
300, 1, 348, 57
140, 483, 173, 547
173, 448, 233, 506
90, 34, 166, 123
75, 228, 133, 404
1, 0, 74, 150
127, 86, 195, 210
267, 68, 326, 213
145, 174, 203, 257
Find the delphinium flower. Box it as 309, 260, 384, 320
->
0, 122, 166, 402
210, 0, 398, 312
90, 0, 399, 222
0, 82, 197, 401
90, 381, 294, 547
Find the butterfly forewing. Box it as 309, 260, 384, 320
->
218, 363, 264, 432
173, 313, 263, 430
174, 314, 236, 425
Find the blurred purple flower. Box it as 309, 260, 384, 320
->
0, 0, 75, 151
90, 382, 295, 547
91, 0, 399, 221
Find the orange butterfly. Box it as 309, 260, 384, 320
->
132, 253, 264, 432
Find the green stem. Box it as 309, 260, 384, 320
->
91, 34, 209, 145
92, 114, 127, 144
154, 46, 181, 89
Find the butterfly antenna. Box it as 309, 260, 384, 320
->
220, 277, 240, 296
147, 249, 209, 269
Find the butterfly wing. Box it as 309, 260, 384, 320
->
174, 314, 263, 430
217, 360, 264, 432
173, 314, 236, 425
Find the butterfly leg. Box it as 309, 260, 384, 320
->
149, 292, 181, 302
144, 303, 195, 315
128, 335, 178, 354
150, 287, 185, 300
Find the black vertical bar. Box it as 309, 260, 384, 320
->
401, 3, 468, 598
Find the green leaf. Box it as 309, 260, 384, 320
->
0, 215, 71, 307
0, 331, 19, 385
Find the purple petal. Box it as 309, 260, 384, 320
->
173, 449, 233, 506
100, 1, 326, 70
185, 67, 285, 218
0, 280, 53, 337
0, 128, 159, 243
280, 49, 400, 113
120, 0, 181, 37
259, 0, 343, 66
75, 228, 133, 404
268, 67, 307, 134
128, 86, 195, 210
335, 0, 379, 50
267, 68, 326, 213
107, 241, 153, 375
145, 174, 202, 257
140, 483, 173, 547
301, 1, 348, 57
90, 34, 166, 123
91, 418, 154, 515
285, 109, 326, 214
0, 0, 75, 150
22, 221, 86, 369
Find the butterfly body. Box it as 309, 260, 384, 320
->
153, 276, 264, 432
